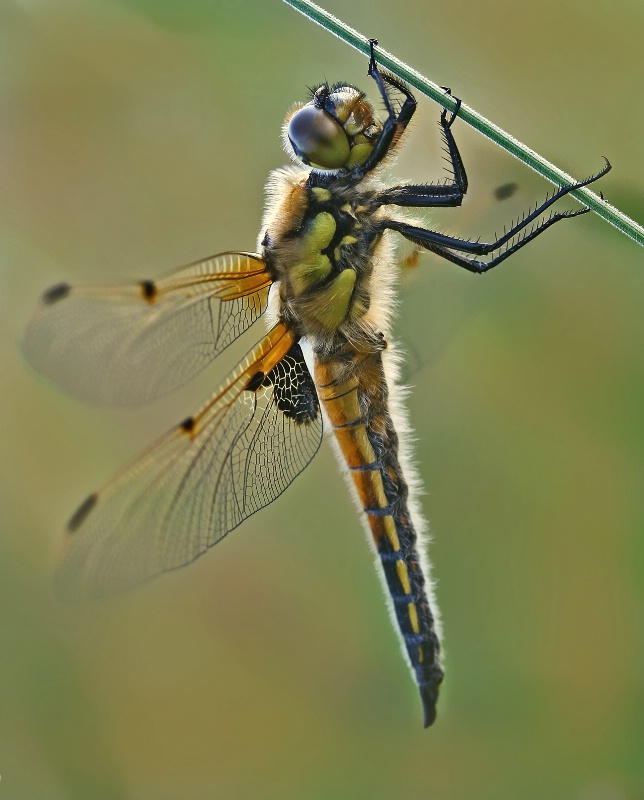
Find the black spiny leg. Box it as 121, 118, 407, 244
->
356, 39, 418, 177
379, 90, 469, 208
381, 160, 611, 273
365, 39, 466, 206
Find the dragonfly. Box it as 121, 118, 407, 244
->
24, 40, 610, 727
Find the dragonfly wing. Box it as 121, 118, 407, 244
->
23, 251, 272, 405
54, 323, 323, 601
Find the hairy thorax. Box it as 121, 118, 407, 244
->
260, 166, 390, 357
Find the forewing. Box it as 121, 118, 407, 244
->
23, 252, 272, 405
54, 324, 323, 601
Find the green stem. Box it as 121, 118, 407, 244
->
283, 0, 643, 247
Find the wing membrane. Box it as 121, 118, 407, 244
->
23, 252, 272, 405
54, 323, 323, 601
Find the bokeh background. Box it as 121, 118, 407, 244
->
1, 1, 643, 798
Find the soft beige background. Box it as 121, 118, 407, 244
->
1, 1, 643, 798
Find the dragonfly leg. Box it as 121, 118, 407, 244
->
378, 88, 468, 209
365, 40, 467, 206
389, 209, 588, 273
381, 159, 611, 272
356, 39, 418, 176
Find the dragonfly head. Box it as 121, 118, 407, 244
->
284, 82, 382, 172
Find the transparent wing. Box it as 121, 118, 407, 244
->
23, 252, 272, 406
54, 323, 323, 601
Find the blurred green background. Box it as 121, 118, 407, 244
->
1, 1, 643, 798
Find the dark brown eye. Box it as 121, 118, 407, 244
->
287, 104, 350, 169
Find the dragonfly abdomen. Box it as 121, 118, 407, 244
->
314, 349, 443, 727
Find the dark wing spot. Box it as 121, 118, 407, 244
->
140, 280, 157, 301
42, 283, 71, 304
494, 182, 519, 201
67, 493, 98, 533
263, 342, 320, 424
180, 416, 195, 432
244, 371, 266, 392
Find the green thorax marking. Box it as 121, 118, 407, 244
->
287, 186, 365, 331
289, 187, 359, 289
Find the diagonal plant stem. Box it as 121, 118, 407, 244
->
283, 0, 643, 247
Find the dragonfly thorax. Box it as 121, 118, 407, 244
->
261, 168, 384, 345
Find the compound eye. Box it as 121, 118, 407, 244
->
288, 105, 350, 169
